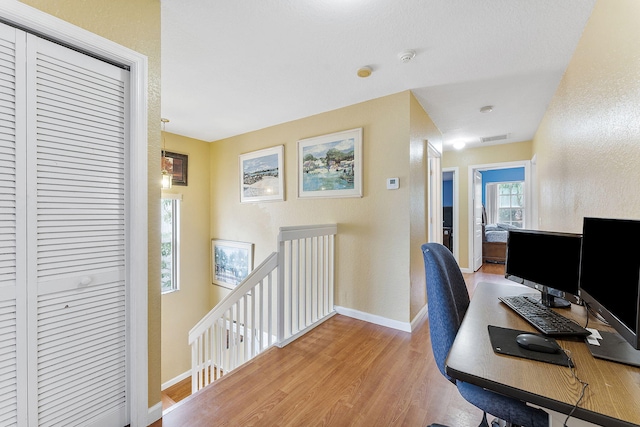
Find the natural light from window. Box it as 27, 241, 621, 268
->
497, 182, 524, 228
161, 198, 180, 293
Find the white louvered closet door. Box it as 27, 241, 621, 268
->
24, 34, 129, 426
0, 23, 27, 427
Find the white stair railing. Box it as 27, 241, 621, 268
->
189, 224, 337, 393
277, 224, 337, 347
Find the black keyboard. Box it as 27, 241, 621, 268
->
499, 295, 591, 337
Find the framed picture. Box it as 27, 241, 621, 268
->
211, 239, 254, 289
239, 145, 285, 203
162, 151, 188, 186
297, 128, 362, 199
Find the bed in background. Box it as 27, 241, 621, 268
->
482, 223, 516, 263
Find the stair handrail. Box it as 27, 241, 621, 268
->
188, 252, 278, 342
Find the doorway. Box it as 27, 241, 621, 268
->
442, 167, 459, 261
468, 161, 532, 272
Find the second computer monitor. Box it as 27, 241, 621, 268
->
505, 229, 582, 307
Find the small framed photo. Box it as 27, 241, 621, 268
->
239, 145, 284, 203
298, 128, 362, 199
162, 151, 188, 186
211, 239, 254, 289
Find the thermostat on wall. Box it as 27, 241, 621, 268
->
387, 177, 399, 190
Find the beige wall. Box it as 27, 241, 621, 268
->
409, 94, 442, 319
442, 141, 533, 270
160, 133, 211, 383
20, 0, 163, 406
533, 0, 640, 232
210, 91, 437, 324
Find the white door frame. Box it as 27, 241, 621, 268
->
442, 167, 459, 262
0, 3, 149, 426
467, 160, 532, 272
427, 143, 443, 243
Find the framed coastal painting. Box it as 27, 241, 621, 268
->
211, 239, 254, 289
297, 128, 362, 199
239, 145, 284, 203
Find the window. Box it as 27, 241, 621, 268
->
161, 198, 180, 293
497, 182, 524, 228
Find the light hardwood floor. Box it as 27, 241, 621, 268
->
153, 263, 510, 427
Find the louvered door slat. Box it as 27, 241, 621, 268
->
38, 133, 124, 156
38, 333, 124, 369
26, 33, 129, 427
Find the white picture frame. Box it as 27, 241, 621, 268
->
211, 239, 254, 289
239, 145, 284, 203
297, 128, 363, 199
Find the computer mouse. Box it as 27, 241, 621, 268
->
515, 333, 561, 354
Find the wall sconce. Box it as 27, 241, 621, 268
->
161, 118, 172, 189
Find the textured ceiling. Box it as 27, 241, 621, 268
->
161, 0, 595, 150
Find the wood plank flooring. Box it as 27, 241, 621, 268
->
161, 377, 192, 411
152, 263, 509, 427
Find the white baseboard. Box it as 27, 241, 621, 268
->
335, 305, 411, 332
460, 267, 473, 273
410, 303, 429, 331
147, 401, 163, 425
161, 369, 192, 391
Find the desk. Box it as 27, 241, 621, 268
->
446, 281, 640, 427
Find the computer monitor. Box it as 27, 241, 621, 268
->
505, 229, 582, 308
579, 217, 640, 355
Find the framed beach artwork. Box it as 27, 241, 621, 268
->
211, 239, 254, 289
240, 145, 284, 203
297, 128, 362, 199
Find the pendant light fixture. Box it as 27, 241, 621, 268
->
161, 118, 172, 189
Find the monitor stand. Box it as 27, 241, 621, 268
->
586, 330, 640, 368
541, 292, 571, 308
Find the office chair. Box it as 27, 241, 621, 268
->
421, 243, 549, 427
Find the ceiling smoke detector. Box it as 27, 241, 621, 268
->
398, 49, 416, 63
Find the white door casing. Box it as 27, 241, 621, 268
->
427, 143, 443, 244
467, 161, 532, 272
472, 170, 483, 271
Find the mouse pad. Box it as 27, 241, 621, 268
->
488, 325, 573, 367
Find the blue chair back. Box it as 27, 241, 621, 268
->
421, 243, 470, 383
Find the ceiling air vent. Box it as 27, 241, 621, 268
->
480, 134, 509, 143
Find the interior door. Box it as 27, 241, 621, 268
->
473, 170, 483, 271
24, 31, 129, 427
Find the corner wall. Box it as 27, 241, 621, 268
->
160, 133, 211, 384
442, 141, 533, 270
533, 0, 640, 231
409, 93, 442, 320
210, 91, 437, 324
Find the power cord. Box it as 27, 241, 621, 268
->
583, 302, 590, 329
583, 301, 610, 327
562, 349, 589, 427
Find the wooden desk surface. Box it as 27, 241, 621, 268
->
446, 281, 640, 427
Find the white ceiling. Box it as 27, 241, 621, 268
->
161, 0, 595, 151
